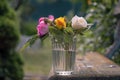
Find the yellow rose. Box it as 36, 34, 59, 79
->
55, 17, 66, 29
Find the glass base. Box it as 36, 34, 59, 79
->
55, 71, 73, 75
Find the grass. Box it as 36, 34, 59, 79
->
21, 38, 52, 75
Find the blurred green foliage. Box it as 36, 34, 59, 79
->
0, 18, 20, 49
78, 0, 120, 64
0, 0, 24, 79
114, 50, 120, 65
20, 21, 37, 36
85, 1, 116, 53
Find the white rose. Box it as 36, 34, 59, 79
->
71, 15, 87, 30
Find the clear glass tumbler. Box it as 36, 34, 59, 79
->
51, 37, 76, 75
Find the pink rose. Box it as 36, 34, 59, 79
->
48, 15, 54, 21
39, 17, 45, 23
37, 23, 48, 37
37, 15, 54, 37
39, 15, 54, 23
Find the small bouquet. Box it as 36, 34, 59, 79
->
21, 15, 92, 51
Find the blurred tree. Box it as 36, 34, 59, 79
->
83, 0, 119, 59
0, 0, 24, 80
105, 0, 120, 59
8, 0, 23, 10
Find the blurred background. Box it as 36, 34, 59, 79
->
0, 0, 120, 80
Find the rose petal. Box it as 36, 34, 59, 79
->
71, 15, 87, 30
37, 23, 48, 37
48, 15, 54, 21
39, 17, 45, 23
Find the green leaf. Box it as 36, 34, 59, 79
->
41, 33, 49, 41
64, 27, 74, 35
20, 34, 39, 52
